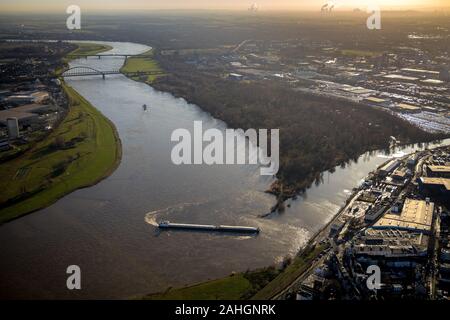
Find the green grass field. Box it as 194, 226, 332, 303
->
120, 49, 164, 83
0, 83, 121, 224
65, 42, 112, 60
144, 274, 252, 300
57, 42, 112, 76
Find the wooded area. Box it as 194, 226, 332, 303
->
153, 61, 442, 198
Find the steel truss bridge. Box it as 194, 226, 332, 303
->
62, 66, 164, 79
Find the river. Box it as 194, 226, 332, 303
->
0, 41, 448, 299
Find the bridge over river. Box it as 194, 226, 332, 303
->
62, 66, 164, 79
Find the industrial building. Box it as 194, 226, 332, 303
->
418, 177, 450, 197
3, 94, 36, 105
421, 79, 445, 86
350, 228, 429, 262
426, 165, 450, 178
363, 96, 391, 108
382, 74, 419, 83
372, 199, 434, 234
0, 104, 54, 126
378, 159, 400, 176
2, 91, 50, 106
364, 205, 388, 223
394, 103, 422, 113
400, 68, 440, 79
228, 73, 244, 81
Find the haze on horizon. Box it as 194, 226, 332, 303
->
0, 0, 448, 13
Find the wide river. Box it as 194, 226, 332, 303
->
0, 41, 448, 299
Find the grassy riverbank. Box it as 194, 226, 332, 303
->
144, 267, 280, 300
0, 82, 122, 224
143, 243, 326, 300
64, 42, 112, 62
120, 49, 164, 83
145, 274, 252, 300
55, 42, 112, 75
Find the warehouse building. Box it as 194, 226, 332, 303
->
350, 228, 429, 266
426, 165, 450, 178
0, 104, 53, 126
379, 159, 400, 176
418, 177, 450, 197
372, 199, 434, 234
394, 103, 422, 113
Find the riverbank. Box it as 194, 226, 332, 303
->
0, 80, 122, 224
120, 49, 165, 83
64, 42, 112, 63
143, 242, 328, 300
144, 264, 285, 300
53, 42, 113, 76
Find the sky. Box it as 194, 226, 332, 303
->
0, 0, 448, 13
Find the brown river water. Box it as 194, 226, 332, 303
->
0, 41, 448, 299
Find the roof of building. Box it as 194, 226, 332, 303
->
396, 103, 421, 111
5, 95, 34, 100
31, 91, 50, 100
421, 79, 445, 85
353, 229, 429, 258
0, 104, 52, 125
427, 165, 450, 174
383, 74, 419, 81
351, 88, 374, 95
380, 159, 400, 172
0, 110, 38, 124
400, 68, 439, 75
365, 96, 388, 103
393, 169, 407, 178
13, 104, 52, 113
373, 199, 434, 233
419, 177, 450, 191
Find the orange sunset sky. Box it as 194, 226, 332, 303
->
0, 0, 449, 12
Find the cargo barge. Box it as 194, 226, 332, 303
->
158, 221, 260, 234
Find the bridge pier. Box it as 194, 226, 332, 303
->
102, 74, 105, 80
98, 55, 101, 59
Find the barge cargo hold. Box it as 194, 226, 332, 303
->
158, 221, 260, 234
